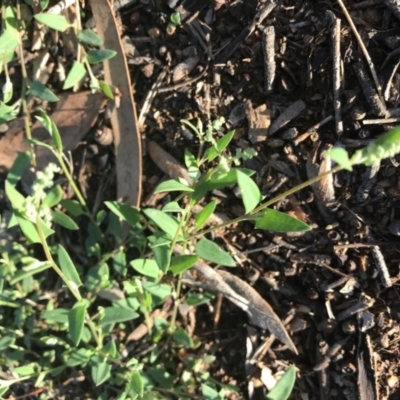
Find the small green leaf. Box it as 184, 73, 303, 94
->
68, 301, 87, 346
60, 199, 84, 216
162, 201, 184, 213
0, 100, 19, 124
142, 282, 172, 304
77, 29, 103, 46
51, 209, 79, 230
143, 208, 180, 239
266, 365, 296, 400
253, 208, 311, 232
172, 327, 193, 347
87, 49, 117, 64
170, 255, 199, 275
58, 244, 82, 288
149, 235, 171, 274
63, 61, 86, 90
128, 370, 144, 397
91, 361, 111, 386
10, 260, 52, 284
15, 214, 54, 243
28, 80, 59, 102
98, 80, 114, 99
7, 151, 31, 186
195, 201, 217, 229
34, 13, 70, 31
130, 258, 160, 279
147, 366, 173, 388
154, 179, 193, 193
105, 201, 141, 226
5, 178, 25, 210
66, 348, 92, 367
43, 185, 63, 208
196, 237, 236, 267
100, 307, 139, 326
43, 308, 69, 324
0, 30, 19, 57
206, 130, 235, 161
324, 147, 352, 171
35, 110, 63, 151
236, 169, 262, 213
170, 11, 181, 26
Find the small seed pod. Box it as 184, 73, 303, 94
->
95, 127, 113, 146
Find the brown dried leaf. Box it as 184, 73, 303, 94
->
92, 0, 142, 207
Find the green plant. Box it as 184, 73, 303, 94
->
2, 2, 400, 399
166, 11, 181, 35
266, 365, 296, 400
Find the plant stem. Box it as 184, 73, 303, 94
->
36, 215, 82, 301
16, 0, 35, 166
190, 164, 343, 239
55, 152, 100, 231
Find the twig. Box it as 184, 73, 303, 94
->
371, 246, 392, 288
353, 61, 387, 116
362, 117, 400, 124
214, 0, 277, 63
47, 0, 75, 14
262, 26, 276, 94
327, 11, 343, 136
337, 0, 383, 97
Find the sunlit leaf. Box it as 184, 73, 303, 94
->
51, 209, 79, 230
77, 29, 103, 46
252, 208, 311, 232
58, 244, 82, 288
100, 307, 139, 326
63, 61, 86, 90
324, 147, 352, 171
130, 258, 160, 279
34, 13, 70, 31
68, 301, 86, 346
206, 130, 235, 161
195, 201, 217, 229
154, 179, 193, 193
266, 365, 296, 400
236, 169, 262, 213
196, 237, 235, 267
87, 49, 116, 64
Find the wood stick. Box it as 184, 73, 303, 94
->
262, 26, 276, 94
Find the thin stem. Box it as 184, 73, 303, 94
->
16, 0, 36, 166
55, 152, 100, 231
85, 315, 102, 348
189, 164, 343, 239
36, 215, 82, 301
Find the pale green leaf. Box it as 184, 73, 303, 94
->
324, 147, 352, 171
77, 29, 103, 46
236, 169, 261, 213
266, 365, 296, 400
63, 62, 86, 90
91, 362, 111, 386
58, 244, 82, 287
154, 179, 193, 193
43, 185, 63, 208
130, 258, 160, 279
100, 307, 139, 326
206, 130, 235, 161
253, 208, 311, 232
196, 237, 235, 267
34, 13, 70, 31
87, 49, 116, 64
51, 209, 79, 230
68, 301, 87, 346
170, 255, 199, 275
195, 201, 217, 229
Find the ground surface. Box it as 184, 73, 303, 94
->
3, 0, 400, 399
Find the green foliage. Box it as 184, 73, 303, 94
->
266, 365, 296, 400
5, 2, 400, 397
